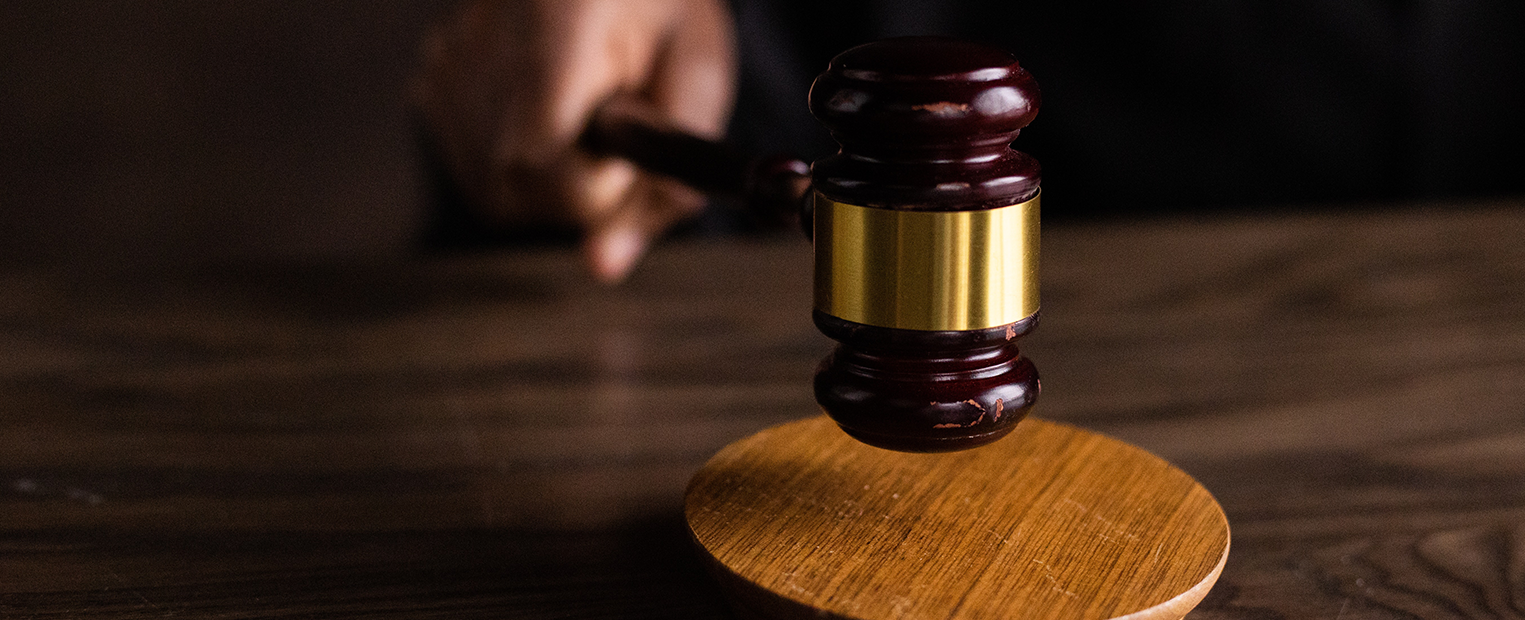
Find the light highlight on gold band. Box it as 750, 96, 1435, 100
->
814, 192, 1039, 331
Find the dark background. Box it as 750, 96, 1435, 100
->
4, 1, 1522, 265
733, 0, 1525, 216
1, 1, 453, 265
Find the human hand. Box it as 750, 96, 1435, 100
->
415, 0, 736, 282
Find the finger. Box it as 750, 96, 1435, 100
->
583, 176, 707, 283
580, 0, 736, 282
646, 0, 737, 139
536, 0, 672, 225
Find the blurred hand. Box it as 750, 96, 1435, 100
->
416, 0, 736, 282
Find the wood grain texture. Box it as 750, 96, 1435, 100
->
687, 416, 1228, 620
2, 200, 1525, 618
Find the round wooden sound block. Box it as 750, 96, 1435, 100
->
685, 417, 1229, 620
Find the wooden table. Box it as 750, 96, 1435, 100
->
4, 202, 1524, 618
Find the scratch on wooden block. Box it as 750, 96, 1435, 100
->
1040, 567, 1078, 598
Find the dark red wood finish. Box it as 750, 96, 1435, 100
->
808, 37, 1043, 452
813, 312, 1039, 452
808, 37, 1041, 210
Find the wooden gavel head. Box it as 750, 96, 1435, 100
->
808, 37, 1042, 452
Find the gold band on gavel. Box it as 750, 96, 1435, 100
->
813, 192, 1039, 331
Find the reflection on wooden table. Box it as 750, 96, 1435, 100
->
3, 202, 1524, 618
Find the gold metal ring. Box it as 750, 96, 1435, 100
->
814, 192, 1039, 331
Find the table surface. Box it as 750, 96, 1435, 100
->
4, 202, 1524, 619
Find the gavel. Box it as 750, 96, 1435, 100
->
584, 37, 1041, 453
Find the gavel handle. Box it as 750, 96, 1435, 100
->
581, 94, 813, 237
